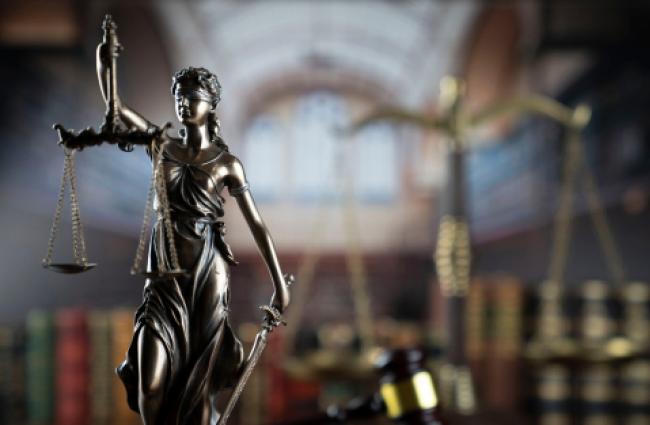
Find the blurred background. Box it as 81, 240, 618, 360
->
0, 1, 649, 424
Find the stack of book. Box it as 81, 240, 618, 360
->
620, 282, 650, 425
527, 280, 650, 425
0, 308, 141, 425
461, 278, 650, 424
0, 326, 26, 425
464, 275, 525, 413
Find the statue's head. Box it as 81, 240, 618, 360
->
171, 67, 221, 127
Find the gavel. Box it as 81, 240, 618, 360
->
277, 348, 446, 425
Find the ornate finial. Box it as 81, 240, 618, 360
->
439, 75, 465, 112
102, 14, 116, 31
572, 103, 592, 130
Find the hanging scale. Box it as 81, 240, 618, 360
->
42, 148, 97, 273
44, 14, 186, 278
130, 140, 186, 279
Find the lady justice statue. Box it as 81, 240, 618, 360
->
50, 16, 291, 425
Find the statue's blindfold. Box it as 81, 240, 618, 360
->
175, 88, 215, 104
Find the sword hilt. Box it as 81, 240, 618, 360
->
260, 305, 286, 330
259, 273, 294, 330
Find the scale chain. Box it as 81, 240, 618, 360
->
42, 148, 71, 266
547, 129, 582, 286
547, 129, 626, 287
154, 145, 181, 272
66, 153, 80, 263
578, 140, 625, 286
67, 150, 89, 265
131, 143, 161, 275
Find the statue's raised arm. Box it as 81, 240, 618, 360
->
96, 15, 155, 134
55, 15, 169, 152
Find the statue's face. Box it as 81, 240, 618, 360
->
174, 84, 213, 125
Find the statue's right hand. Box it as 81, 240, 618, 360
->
270, 290, 290, 315
97, 42, 108, 67
270, 275, 292, 314
97, 41, 121, 67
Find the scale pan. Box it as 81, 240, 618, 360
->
141, 270, 189, 280
44, 263, 97, 274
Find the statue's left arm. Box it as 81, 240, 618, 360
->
225, 156, 290, 313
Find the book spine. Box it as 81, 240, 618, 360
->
267, 331, 288, 422
89, 311, 112, 425
465, 277, 486, 393
483, 276, 523, 411
0, 327, 12, 424
534, 364, 572, 425
55, 308, 90, 425
26, 310, 55, 425
577, 364, 617, 425
579, 281, 616, 348
10, 328, 27, 425
621, 281, 649, 350
110, 309, 140, 425
621, 282, 650, 424
620, 360, 650, 425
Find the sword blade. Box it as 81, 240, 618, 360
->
218, 328, 270, 425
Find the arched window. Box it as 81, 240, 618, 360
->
291, 91, 347, 201
242, 90, 399, 204
242, 114, 284, 201
353, 122, 399, 202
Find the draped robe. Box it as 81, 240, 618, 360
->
117, 148, 245, 425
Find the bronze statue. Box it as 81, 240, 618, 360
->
51, 16, 291, 425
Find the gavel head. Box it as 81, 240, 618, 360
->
374, 348, 445, 425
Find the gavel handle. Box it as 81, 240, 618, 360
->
268, 394, 385, 425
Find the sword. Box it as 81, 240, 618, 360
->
218, 275, 294, 425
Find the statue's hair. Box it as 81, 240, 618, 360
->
171, 67, 228, 152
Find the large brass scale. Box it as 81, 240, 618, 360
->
350, 77, 621, 416
41, 16, 186, 279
